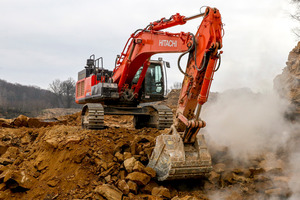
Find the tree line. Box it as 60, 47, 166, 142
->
0, 78, 79, 119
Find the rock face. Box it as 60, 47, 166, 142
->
274, 42, 300, 120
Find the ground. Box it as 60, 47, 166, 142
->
0, 102, 298, 200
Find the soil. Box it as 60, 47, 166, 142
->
0, 99, 298, 200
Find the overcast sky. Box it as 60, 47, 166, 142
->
0, 0, 298, 92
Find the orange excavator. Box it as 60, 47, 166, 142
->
75, 7, 223, 181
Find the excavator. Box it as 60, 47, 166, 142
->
75, 7, 223, 181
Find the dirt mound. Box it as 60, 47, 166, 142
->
0, 124, 165, 199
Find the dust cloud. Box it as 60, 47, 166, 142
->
201, 88, 300, 199
202, 88, 291, 160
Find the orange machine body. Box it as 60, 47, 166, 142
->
75, 7, 223, 139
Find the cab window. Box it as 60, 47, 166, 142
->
145, 64, 163, 95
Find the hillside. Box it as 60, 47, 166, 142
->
0, 79, 78, 119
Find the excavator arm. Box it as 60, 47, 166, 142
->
175, 7, 223, 143
147, 7, 224, 181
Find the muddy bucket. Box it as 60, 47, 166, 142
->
147, 130, 212, 181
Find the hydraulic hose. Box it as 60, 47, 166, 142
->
177, 33, 195, 78
214, 54, 221, 72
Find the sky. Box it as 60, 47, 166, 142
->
0, 0, 298, 92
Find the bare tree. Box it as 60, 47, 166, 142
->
49, 79, 64, 107
61, 78, 76, 108
49, 78, 76, 108
291, 0, 300, 38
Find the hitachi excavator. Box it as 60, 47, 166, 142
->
75, 7, 223, 181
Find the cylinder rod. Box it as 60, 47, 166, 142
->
184, 13, 205, 21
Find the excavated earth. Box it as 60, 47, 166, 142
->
0, 94, 299, 200
0, 113, 297, 200
0, 43, 298, 200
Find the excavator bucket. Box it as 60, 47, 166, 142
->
148, 126, 212, 181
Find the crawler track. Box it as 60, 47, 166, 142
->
81, 103, 104, 129
151, 105, 173, 130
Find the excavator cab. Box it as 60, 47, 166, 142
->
132, 58, 169, 102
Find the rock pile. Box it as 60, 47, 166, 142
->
0, 120, 295, 200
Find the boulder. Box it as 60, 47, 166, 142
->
12, 115, 29, 127
115, 152, 124, 163
232, 173, 250, 183
141, 180, 159, 194
94, 184, 123, 200
128, 193, 135, 199
123, 152, 132, 160
143, 167, 156, 178
249, 167, 265, 177
133, 161, 145, 172
124, 157, 136, 173
221, 171, 234, 186
127, 181, 138, 194
0, 142, 8, 156
45, 138, 59, 149
208, 171, 220, 184
213, 163, 226, 173
117, 180, 129, 195
118, 170, 126, 180
126, 172, 150, 186
3, 169, 35, 190
20, 134, 31, 145
104, 175, 112, 183
47, 179, 59, 187
151, 186, 171, 199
